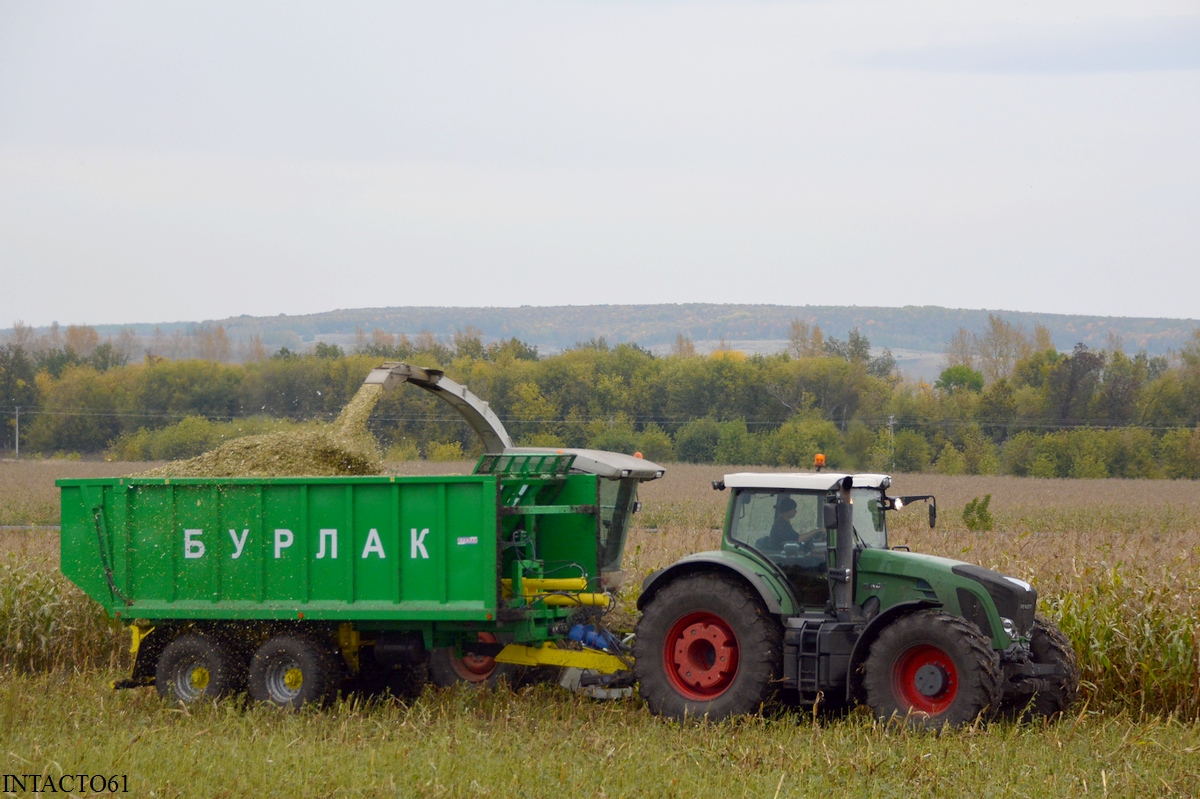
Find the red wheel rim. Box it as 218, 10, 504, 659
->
450, 632, 499, 682
663, 611, 739, 700
891, 643, 958, 714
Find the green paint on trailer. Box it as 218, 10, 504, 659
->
58, 474, 600, 632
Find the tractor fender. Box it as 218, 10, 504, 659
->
636, 551, 793, 616
844, 599, 941, 702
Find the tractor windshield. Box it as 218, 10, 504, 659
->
851, 488, 888, 549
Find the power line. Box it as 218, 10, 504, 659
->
1, 405, 1195, 434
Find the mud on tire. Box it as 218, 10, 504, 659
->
633, 572, 783, 722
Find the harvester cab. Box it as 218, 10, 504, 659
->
365, 361, 664, 592
363, 363, 663, 688
633, 471, 1080, 727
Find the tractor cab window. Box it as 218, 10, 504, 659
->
728, 489, 828, 609
851, 488, 888, 549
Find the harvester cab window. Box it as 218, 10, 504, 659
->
598, 477, 638, 574
729, 489, 828, 609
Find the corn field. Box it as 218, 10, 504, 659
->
2, 460, 1198, 720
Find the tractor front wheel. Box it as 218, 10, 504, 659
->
1022, 617, 1080, 720
864, 611, 1001, 728
633, 572, 782, 721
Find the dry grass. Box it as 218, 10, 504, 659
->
0, 459, 160, 527
3, 458, 1198, 717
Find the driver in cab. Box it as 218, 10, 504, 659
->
767, 496, 800, 549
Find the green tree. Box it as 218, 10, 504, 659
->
25, 366, 127, 452
767, 417, 844, 468
674, 418, 722, 463
636, 423, 675, 463
934, 442, 965, 475
935, 365, 984, 393
959, 424, 1000, 475
1046, 344, 1104, 424
509, 381, 560, 443
893, 429, 932, 473
485, 337, 539, 362
1000, 431, 1039, 476
313, 342, 345, 359
714, 420, 760, 465
586, 417, 638, 454
0, 344, 39, 451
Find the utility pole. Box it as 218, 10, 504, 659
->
13, 406, 18, 459
888, 414, 895, 471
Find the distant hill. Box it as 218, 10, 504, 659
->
9, 304, 1196, 381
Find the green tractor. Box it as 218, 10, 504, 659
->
633, 472, 1079, 727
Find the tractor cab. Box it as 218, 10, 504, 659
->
720, 472, 895, 611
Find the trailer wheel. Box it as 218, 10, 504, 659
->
1021, 617, 1080, 720
428, 632, 515, 688
155, 632, 243, 704
633, 572, 782, 722
864, 610, 1002, 728
248, 635, 341, 709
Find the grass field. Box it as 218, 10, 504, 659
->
0, 459, 1198, 797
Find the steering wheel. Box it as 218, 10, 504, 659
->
797, 529, 824, 553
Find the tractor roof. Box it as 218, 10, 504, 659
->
723, 472, 891, 491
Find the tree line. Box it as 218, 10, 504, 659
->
2, 317, 1200, 479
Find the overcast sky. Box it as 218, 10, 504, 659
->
1, 1, 1198, 329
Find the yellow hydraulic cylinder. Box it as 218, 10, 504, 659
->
540, 592, 611, 608
501, 577, 589, 596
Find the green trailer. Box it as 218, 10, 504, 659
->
59, 364, 664, 707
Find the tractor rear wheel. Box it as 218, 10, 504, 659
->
248, 634, 342, 709
864, 611, 1002, 728
1025, 617, 1080, 720
155, 632, 243, 704
633, 572, 782, 721
428, 632, 516, 688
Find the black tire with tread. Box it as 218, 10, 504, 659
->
248, 634, 342, 709
1018, 616, 1080, 721
633, 572, 783, 722
155, 632, 243, 704
864, 610, 1002, 728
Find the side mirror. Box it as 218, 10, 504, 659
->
929, 502, 937, 528
823, 503, 838, 529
